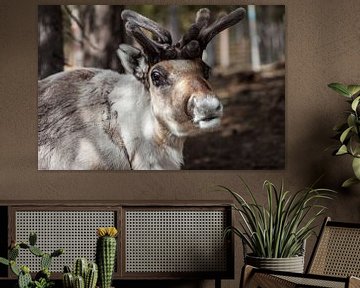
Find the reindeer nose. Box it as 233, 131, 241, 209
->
188, 94, 223, 124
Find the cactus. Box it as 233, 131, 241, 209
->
0, 232, 64, 288
19, 243, 30, 249
64, 265, 72, 273
74, 258, 88, 279
41, 253, 52, 270
62, 265, 74, 288
29, 245, 44, 257
63, 260, 98, 288
63, 272, 74, 288
21, 265, 30, 274
85, 263, 98, 288
35, 268, 50, 281
29, 232, 37, 246
51, 248, 64, 257
18, 267, 32, 288
96, 227, 118, 288
74, 275, 85, 288
9, 246, 19, 260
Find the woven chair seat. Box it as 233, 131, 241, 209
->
241, 218, 360, 288
277, 274, 347, 288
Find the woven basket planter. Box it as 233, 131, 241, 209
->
245, 254, 305, 273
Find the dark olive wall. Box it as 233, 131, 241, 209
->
0, 1, 359, 287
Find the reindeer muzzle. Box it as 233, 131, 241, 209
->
188, 94, 223, 129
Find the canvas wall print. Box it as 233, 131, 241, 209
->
38, 5, 285, 170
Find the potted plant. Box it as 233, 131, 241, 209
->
96, 227, 117, 288
61, 227, 117, 288
0, 232, 64, 288
62, 258, 98, 288
220, 179, 334, 273
328, 83, 360, 187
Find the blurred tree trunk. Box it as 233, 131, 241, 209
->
247, 5, 260, 71
168, 5, 180, 43
79, 5, 124, 72
38, 5, 64, 79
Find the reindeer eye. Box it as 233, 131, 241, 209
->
151, 70, 166, 87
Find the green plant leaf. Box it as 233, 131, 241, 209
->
10, 261, 20, 276
347, 114, 356, 128
328, 83, 351, 97
239, 176, 259, 206
349, 135, 360, 157
347, 85, 360, 97
336, 145, 348, 155
0, 257, 9, 266
351, 96, 360, 111
342, 177, 360, 188
352, 157, 360, 179
333, 122, 348, 132
340, 126, 353, 143
225, 226, 254, 252
222, 180, 334, 258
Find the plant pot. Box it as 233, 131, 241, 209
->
245, 254, 305, 273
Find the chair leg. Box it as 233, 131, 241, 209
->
240, 265, 255, 288
215, 278, 221, 288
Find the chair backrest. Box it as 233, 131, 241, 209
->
307, 217, 360, 277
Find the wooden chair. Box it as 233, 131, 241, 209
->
241, 217, 360, 288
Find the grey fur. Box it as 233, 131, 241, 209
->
38, 46, 222, 170
38, 68, 132, 170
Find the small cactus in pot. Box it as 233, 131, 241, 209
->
85, 262, 98, 288
96, 227, 118, 288
74, 258, 88, 280
73, 275, 85, 288
62, 259, 98, 288
62, 266, 74, 288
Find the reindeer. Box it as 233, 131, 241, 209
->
38, 7, 246, 170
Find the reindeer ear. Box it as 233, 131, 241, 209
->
117, 44, 149, 81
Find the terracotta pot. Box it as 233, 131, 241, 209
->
245, 254, 305, 273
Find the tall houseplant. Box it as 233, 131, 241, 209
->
221, 179, 334, 272
328, 83, 360, 187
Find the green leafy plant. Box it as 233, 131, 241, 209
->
33, 278, 54, 288
328, 83, 360, 187
0, 232, 63, 288
220, 179, 335, 258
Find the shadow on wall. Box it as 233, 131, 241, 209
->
289, 109, 360, 253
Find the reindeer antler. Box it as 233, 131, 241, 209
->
121, 7, 246, 64
122, 10, 176, 64
178, 7, 246, 59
